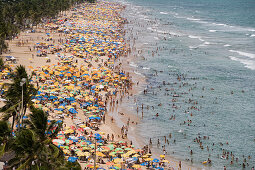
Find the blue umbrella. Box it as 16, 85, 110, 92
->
68, 157, 78, 163
56, 120, 63, 123
78, 136, 86, 140
141, 162, 148, 166
94, 133, 101, 140
66, 97, 75, 101
69, 108, 78, 114
153, 158, 160, 163
97, 139, 104, 143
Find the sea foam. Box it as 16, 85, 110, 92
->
229, 56, 255, 70
188, 35, 205, 42
160, 12, 168, 15
229, 50, 255, 59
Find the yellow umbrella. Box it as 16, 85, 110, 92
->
132, 164, 141, 169
145, 158, 153, 161
162, 160, 170, 163
96, 152, 106, 157
56, 111, 63, 114
63, 149, 70, 154
84, 152, 90, 156
114, 158, 123, 164
132, 154, 140, 158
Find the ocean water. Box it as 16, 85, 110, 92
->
111, 0, 255, 169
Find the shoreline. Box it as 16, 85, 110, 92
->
0, 1, 201, 169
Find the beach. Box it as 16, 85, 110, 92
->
0, 1, 199, 169
2, 0, 254, 169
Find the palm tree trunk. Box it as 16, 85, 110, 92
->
11, 112, 16, 131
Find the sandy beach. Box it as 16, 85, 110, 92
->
0, 1, 200, 169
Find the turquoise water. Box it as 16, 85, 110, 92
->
114, 0, 255, 169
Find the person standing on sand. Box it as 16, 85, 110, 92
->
112, 134, 114, 141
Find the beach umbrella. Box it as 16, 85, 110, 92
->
52, 139, 65, 145
109, 152, 116, 156
153, 158, 160, 163
162, 160, 169, 163
113, 158, 123, 164
156, 168, 164, 170
160, 155, 165, 158
68, 157, 78, 163
141, 162, 148, 166
132, 154, 140, 158
79, 124, 87, 128
63, 149, 70, 154
145, 158, 153, 161
96, 151, 106, 157
132, 164, 141, 169
69, 108, 78, 114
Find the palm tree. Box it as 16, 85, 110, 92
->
26, 106, 61, 142
8, 107, 65, 169
1, 65, 37, 131
0, 57, 5, 70
0, 120, 12, 157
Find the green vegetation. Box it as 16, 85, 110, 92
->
1, 65, 37, 131
8, 107, 65, 169
0, 0, 95, 54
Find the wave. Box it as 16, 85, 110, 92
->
129, 62, 138, 67
209, 30, 217, 32
250, 34, 255, 37
193, 20, 209, 24
186, 17, 201, 21
134, 71, 145, 76
229, 56, 255, 70
229, 50, 255, 59
160, 12, 168, 15
154, 37, 159, 40
142, 67, 150, 70
189, 46, 198, 49
224, 44, 231, 47
147, 27, 183, 36
212, 23, 228, 27
188, 35, 205, 42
